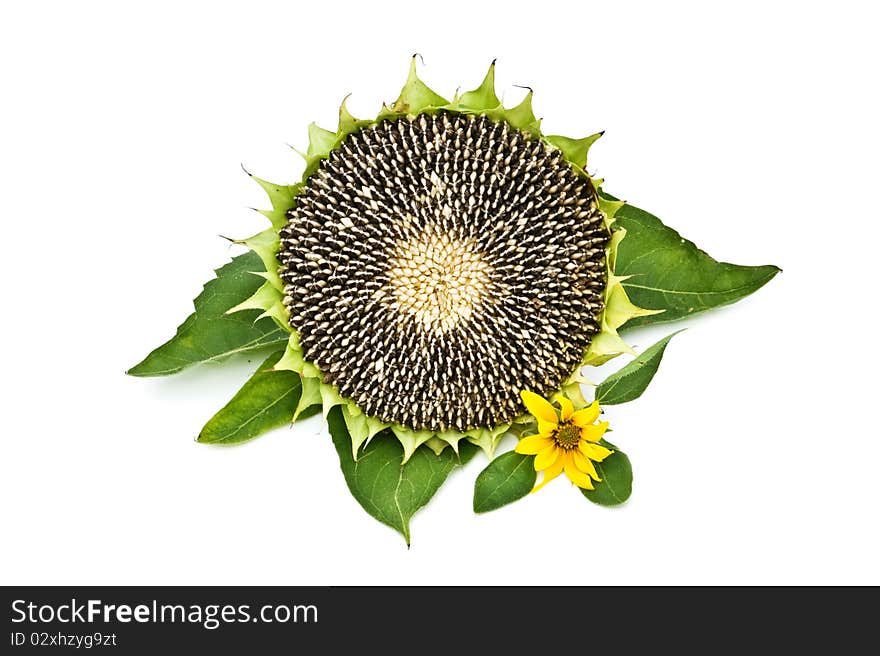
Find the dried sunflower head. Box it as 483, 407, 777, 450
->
234, 59, 654, 460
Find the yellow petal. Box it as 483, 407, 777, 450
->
564, 457, 595, 489
571, 401, 600, 427
537, 419, 558, 436
521, 390, 558, 424
532, 456, 565, 492
534, 444, 560, 471
554, 395, 574, 421
515, 434, 554, 455
579, 441, 613, 463
573, 448, 601, 481
581, 421, 609, 443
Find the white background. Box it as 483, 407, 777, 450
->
2, 1, 878, 585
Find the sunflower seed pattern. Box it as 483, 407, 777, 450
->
279, 112, 607, 432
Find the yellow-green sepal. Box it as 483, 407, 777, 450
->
582, 329, 636, 366
455, 60, 500, 112
391, 56, 449, 115
503, 89, 542, 137
341, 403, 390, 460
273, 334, 306, 373
254, 183, 300, 231
424, 437, 450, 456
225, 278, 289, 330
581, 225, 662, 367
245, 171, 299, 233
337, 95, 372, 138
425, 430, 467, 456
559, 379, 589, 408
545, 132, 604, 169
234, 228, 282, 291
319, 384, 345, 418
307, 122, 337, 159
301, 122, 338, 177
391, 425, 436, 463
464, 424, 511, 459
604, 274, 663, 330
225, 280, 278, 316
341, 405, 371, 459
598, 195, 626, 229
241, 173, 297, 311
293, 376, 322, 422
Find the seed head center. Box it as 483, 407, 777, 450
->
554, 422, 582, 450
387, 231, 492, 334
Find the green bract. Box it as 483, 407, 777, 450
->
130, 59, 779, 543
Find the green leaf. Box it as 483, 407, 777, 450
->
581, 442, 632, 506
127, 251, 289, 376
473, 451, 536, 514
328, 406, 471, 545
596, 330, 683, 405
457, 442, 480, 466
611, 199, 780, 329
197, 350, 301, 445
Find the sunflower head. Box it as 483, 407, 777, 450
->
234, 59, 654, 460
515, 390, 613, 491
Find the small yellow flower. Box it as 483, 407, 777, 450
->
515, 391, 613, 491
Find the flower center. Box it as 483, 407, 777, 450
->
387, 231, 492, 334
554, 422, 582, 449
